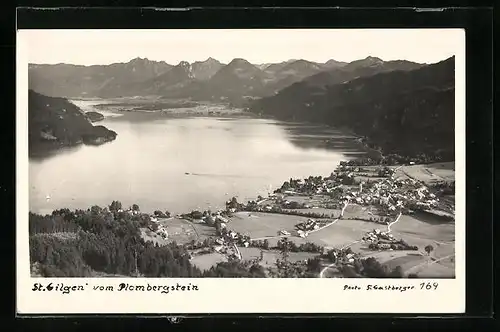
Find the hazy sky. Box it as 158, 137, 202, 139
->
20, 29, 463, 66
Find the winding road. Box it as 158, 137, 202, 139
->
319, 262, 336, 278
387, 212, 402, 233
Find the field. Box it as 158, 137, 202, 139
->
140, 217, 217, 246
342, 204, 380, 220
390, 214, 454, 245
355, 213, 455, 278
140, 228, 169, 246
238, 247, 318, 268
394, 162, 455, 185
306, 219, 368, 247
190, 252, 228, 271
284, 194, 330, 205
414, 258, 455, 277
228, 212, 310, 240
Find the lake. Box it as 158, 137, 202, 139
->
29, 99, 365, 215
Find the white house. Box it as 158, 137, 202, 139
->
157, 228, 168, 238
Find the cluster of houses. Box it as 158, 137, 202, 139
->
280, 199, 309, 209
275, 176, 340, 196
146, 220, 169, 239
294, 218, 322, 237
336, 175, 440, 216
362, 229, 418, 251
212, 242, 240, 260
115, 208, 140, 215
180, 209, 231, 227
156, 225, 168, 239
362, 229, 395, 242
327, 248, 358, 265
215, 228, 252, 249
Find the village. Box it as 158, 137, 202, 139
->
137, 159, 455, 277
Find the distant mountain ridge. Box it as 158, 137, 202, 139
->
191, 57, 224, 80
98, 61, 196, 97
29, 58, 173, 98
29, 56, 426, 103
250, 56, 455, 160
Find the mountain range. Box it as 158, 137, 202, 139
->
28, 56, 393, 101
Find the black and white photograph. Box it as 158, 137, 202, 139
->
17, 28, 465, 314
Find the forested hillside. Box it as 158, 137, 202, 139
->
251, 56, 455, 160
29, 90, 117, 155
29, 204, 203, 277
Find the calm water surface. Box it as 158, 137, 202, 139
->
29, 100, 364, 215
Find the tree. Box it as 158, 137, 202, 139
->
153, 210, 165, 218
424, 245, 434, 256
149, 222, 159, 232
389, 266, 404, 278
341, 265, 359, 278
90, 205, 103, 215
190, 210, 203, 220
353, 259, 363, 273
263, 239, 270, 250
326, 249, 337, 263
214, 221, 222, 235
279, 237, 290, 262
132, 204, 140, 212
205, 215, 215, 226
109, 201, 122, 212
306, 257, 322, 273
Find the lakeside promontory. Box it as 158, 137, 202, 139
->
29, 90, 117, 156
